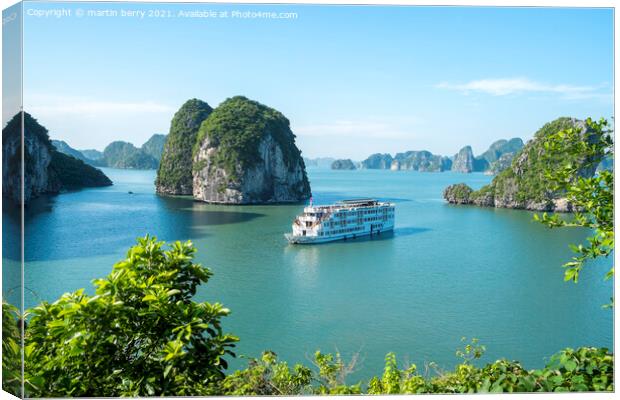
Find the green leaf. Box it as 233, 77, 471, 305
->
564, 360, 577, 372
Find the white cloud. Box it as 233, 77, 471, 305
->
436, 77, 609, 100
25, 94, 175, 117
21, 94, 175, 150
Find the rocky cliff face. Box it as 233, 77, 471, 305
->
52, 140, 91, 163
103, 141, 158, 169
331, 159, 356, 170
489, 152, 516, 174
474, 138, 524, 174
451, 146, 475, 173
80, 149, 103, 161
192, 96, 311, 204
141, 134, 167, 161
443, 118, 597, 212
359, 138, 522, 173
443, 183, 474, 205
156, 99, 213, 195
389, 151, 452, 172
3, 113, 57, 203
478, 138, 524, 165
3, 112, 111, 204
361, 153, 393, 169
304, 157, 335, 169
55, 134, 168, 170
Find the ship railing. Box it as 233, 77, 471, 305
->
311, 211, 332, 228
306, 202, 393, 213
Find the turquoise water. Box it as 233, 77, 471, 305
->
8, 167, 613, 381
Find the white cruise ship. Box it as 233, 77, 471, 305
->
285, 198, 395, 244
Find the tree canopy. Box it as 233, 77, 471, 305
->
194, 96, 304, 182
23, 237, 238, 397
156, 99, 213, 194
534, 117, 614, 285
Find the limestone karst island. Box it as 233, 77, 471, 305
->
3, 3, 613, 397
442, 118, 605, 212
155, 97, 311, 204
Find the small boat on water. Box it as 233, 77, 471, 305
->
285, 198, 395, 244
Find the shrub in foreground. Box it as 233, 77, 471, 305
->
224, 345, 613, 395
23, 237, 238, 397
9, 237, 613, 396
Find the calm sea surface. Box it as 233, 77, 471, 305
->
4, 167, 613, 380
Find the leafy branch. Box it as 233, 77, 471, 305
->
534, 117, 614, 284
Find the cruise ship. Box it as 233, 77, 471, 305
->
285, 198, 395, 244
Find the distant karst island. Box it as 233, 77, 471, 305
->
2, 113, 112, 204
52, 133, 167, 170
360, 138, 524, 173
303, 157, 335, 169
305, 138, 525, 175
156, 96, 311, 204
443, 117, 612, 212
13, 99, 612, 212
331, 159, 357, 170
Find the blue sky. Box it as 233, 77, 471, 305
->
19, 2, 613, 159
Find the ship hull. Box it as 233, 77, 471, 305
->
285, 225, 394, 244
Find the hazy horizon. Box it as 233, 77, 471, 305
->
14, 2, 614, 159
37, 107, 528, 161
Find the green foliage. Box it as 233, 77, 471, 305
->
312, 351, 362, 394
224, 342, 612, 394
2, 112, 112, 202
48, 151, 112, 188
534, 118, 613, 284
2, 112, 52, 151
540, 347, 613, 392
5, 236, 614, 396
221, 351, 313, 395
393, 151, 452, 172
367, 352, 426, 394
103, 141, 158, 169
2, 301, 22, 397
79, 149, 104, 161
23, 236, 238, 397
51, 140, 91, 163
156, 99, 213, 194
194, 96, 306, 183
221, 350, 362, 395
489, 152, 517, 174
140, 134, 167, 161
469, 183, 494, 202
478, 138, 524, 165
512, 117, 594, 204
2, 112, 54, 185
455, 337, 486, 363
361, 153, 393, 169
461, 117, 598, 208
367, 341, 612, 394
443, 183, 474, 204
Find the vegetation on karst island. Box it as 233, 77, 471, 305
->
2, 117, 614, 396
